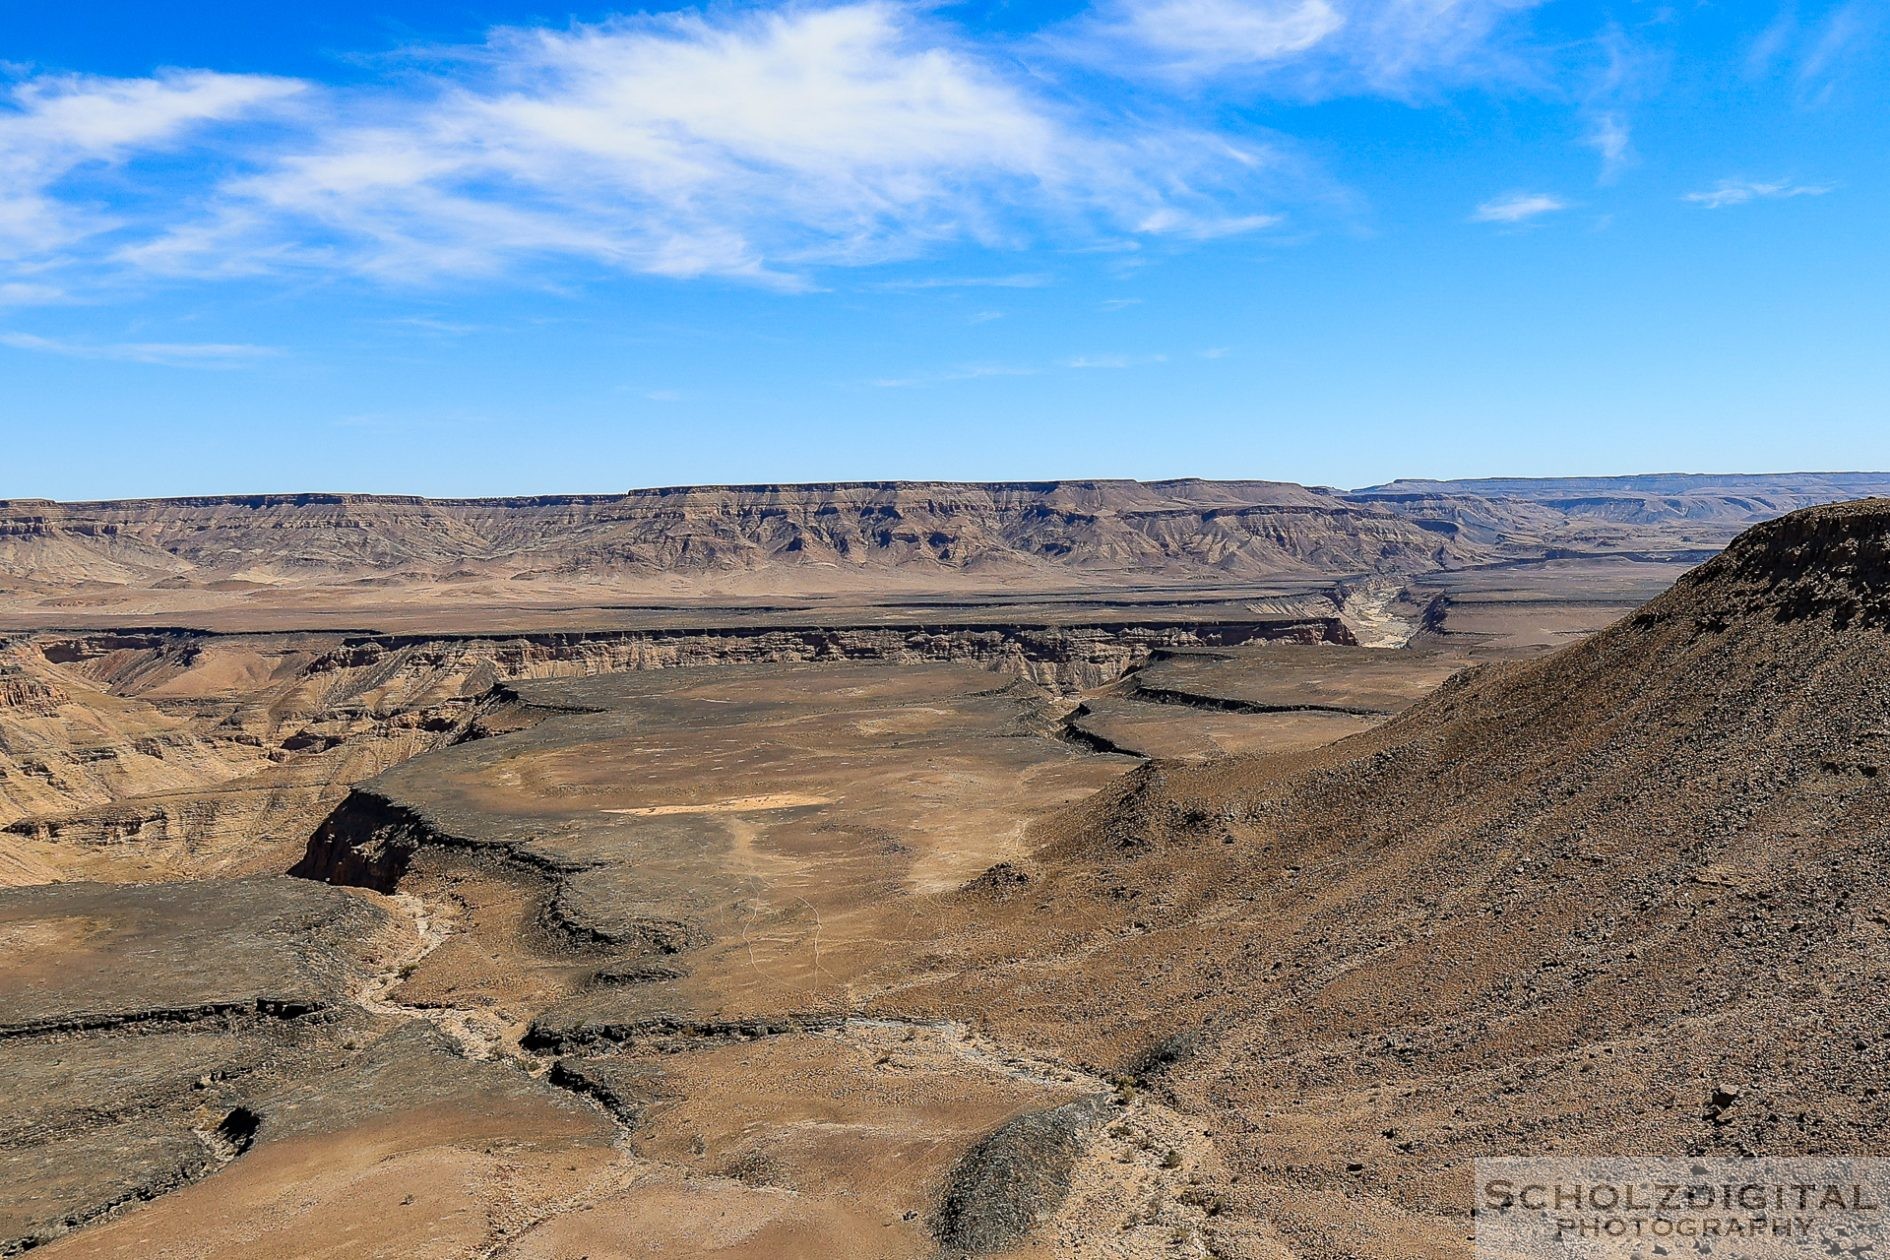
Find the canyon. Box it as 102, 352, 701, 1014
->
3, 477, 1887, 1257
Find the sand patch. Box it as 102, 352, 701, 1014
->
604, 793, 832, 817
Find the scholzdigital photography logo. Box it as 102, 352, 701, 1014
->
1474, 1158, 1890, 1258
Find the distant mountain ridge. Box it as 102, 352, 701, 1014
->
1354, 470, 1890, 498
0, 480, 1428, 592
2, 475, 1888, 619
0, 477, 1328, 511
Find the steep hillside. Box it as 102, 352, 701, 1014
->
891, 498, 1890, 1258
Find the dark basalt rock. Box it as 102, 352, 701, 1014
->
932, 1094, 1114, 1254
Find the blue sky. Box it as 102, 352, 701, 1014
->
1, 0, 1884, 497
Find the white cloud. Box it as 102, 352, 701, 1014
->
1746, 10, 1799, 79
1470, 191, 1566, 223
1683, 179, 1833, 210
0, 0, 1587, 296
112, 4, 1283, 286
3, 71, 301, 153
0, 331, 278, 366
382, 315, 484, 337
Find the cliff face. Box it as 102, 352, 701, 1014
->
0, 480, 1457, 593
0, 610, 1344, 885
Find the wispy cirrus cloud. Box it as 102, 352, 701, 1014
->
0, 331, 279, 366
870, 361, 1039, 389
1055, 0, 1546, 94
0, 70, 304, 260
1749, 2, 1879, 99
1134, 208, 1283, 238
874, 347, 1176, 386
0, 282, 67, 306
870, 272, 1055, 292
1800, 3, 1876, 84
1576, 22, 1656, 185
1470, 191, 1567, 223
1064, 352, 1168, 369
1065, 0, 1345, 81
1683, 179, 1833, 210
1582, 112, 1632, 182
0, 0, 1735, 303
93, 5, 1289, 289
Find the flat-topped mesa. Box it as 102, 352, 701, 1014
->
0, 478, 1329, 513
0, 479, 1462, 590
9, 475, 1890, 620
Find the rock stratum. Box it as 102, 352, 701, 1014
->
0, 481, 1443, 592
